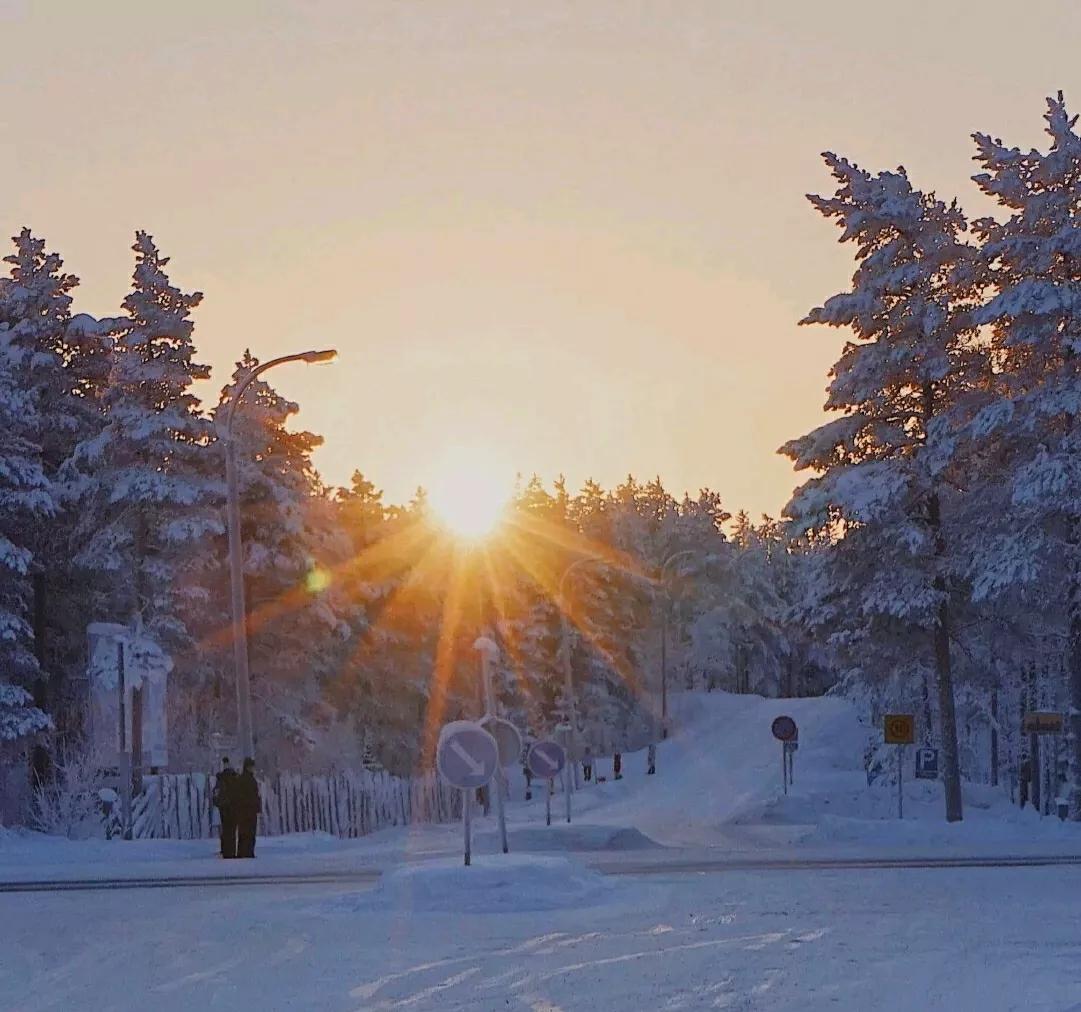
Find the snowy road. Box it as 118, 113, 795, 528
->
5, 859, 1081, 1011
6, 851, 1081, 893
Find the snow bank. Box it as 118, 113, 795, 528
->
332, 854, 617, 914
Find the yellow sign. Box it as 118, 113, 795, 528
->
1022, 712, 1064, 735
884, 714, 915, 745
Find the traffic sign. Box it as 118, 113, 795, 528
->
883, 714, 915, 745
436, 721, 499, 790
527, 740, 566, 780
915, 747, 939, 780
771, 715, 798, 742
1023, 712, 1064, 735
480, 716, 523, 767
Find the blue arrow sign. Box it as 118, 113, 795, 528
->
437, 723, 499, 789
527, 740, 567, 779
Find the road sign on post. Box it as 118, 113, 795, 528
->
437, 721, 499, 867
883, 714, 915, 745
771, 716, 798, 794
527, 741, 566, 827
915, 747, 939, 780
883, 715, 915, 819
480, 716, 523, 768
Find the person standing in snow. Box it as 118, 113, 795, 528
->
234, 758, 261, 858
582, 745, 593, 782
647, 743, 656, 775
613, 752, 622, 780
213, 757, 238, 859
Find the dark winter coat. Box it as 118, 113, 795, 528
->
213, 768, 237, 811
232, 770, 261, 818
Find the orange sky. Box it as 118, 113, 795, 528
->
4, 1, 1077, 516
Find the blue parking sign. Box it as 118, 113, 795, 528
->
915, 747, 939, 780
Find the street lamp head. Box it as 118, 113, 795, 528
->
301, 349, 337, 364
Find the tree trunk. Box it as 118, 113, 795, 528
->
928, 486, 963, 822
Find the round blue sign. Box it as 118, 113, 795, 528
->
437, 723, 499, 789
527, 740, 567, 779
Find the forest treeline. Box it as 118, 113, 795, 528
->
3, 94, 1081, 824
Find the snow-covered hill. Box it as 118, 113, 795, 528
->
501, 690, 1081, 853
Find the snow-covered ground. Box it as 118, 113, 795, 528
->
5, 854, 1081, 1010
5, 690, 1081, 1010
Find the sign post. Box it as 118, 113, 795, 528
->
771, 716, 798, 795
554, 723, 573, 823
474, 637, 510, 854
884, 714, 915, 819
528, 740, 567, 829
437, 721, 499, 866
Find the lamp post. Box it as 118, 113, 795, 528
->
220, 349, 337, 760
658, 550, 696, 733
558, 555, 601, 789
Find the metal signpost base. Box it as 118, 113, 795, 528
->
463, 789, 471, 867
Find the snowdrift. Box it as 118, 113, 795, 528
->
332, 854, 618, 914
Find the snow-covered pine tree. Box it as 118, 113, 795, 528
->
69, 232, 220, 651
0, 354, 52, 746
782, 154, 981, 822
968, 93, 1081, 818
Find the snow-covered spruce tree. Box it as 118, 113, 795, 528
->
69, 232, 220, 651
0, 355, 51, 747
968, 93, 1081, 817
0, 231, 112, 732
782, 154, 981, 822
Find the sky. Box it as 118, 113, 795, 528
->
3, 0, 1079, 517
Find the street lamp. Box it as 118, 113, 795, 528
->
557, 555, 601, 788
220, 349, 337, 760
658, 549, 701, 735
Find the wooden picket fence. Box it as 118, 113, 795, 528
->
128, 769, 461, 841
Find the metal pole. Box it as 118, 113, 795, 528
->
782, 744, 787, 795
660, 598, 668, 735
564, 760, 571, 824
546, 777, 552, 826
897, 746, 904, 820
220, 349, 336, 764
558, 610, 580, 792
225, 434, 254, 761
479, 646, 509, 854
463, 788, 471, 866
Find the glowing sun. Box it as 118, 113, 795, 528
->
427, 445, 512, 540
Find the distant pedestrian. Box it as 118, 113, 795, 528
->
647, 743, 656, 776
523, 765, 533, 801
213, 757, 238, 859
234, 758, 261, 859
583, 746, 593, 783
613, 752, 622, 780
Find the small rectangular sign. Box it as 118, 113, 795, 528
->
915, 747, 939, 779
1023, 712, 1063, 735
884, 714, 915, 745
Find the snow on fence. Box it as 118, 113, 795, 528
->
128, 769, 461, 841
